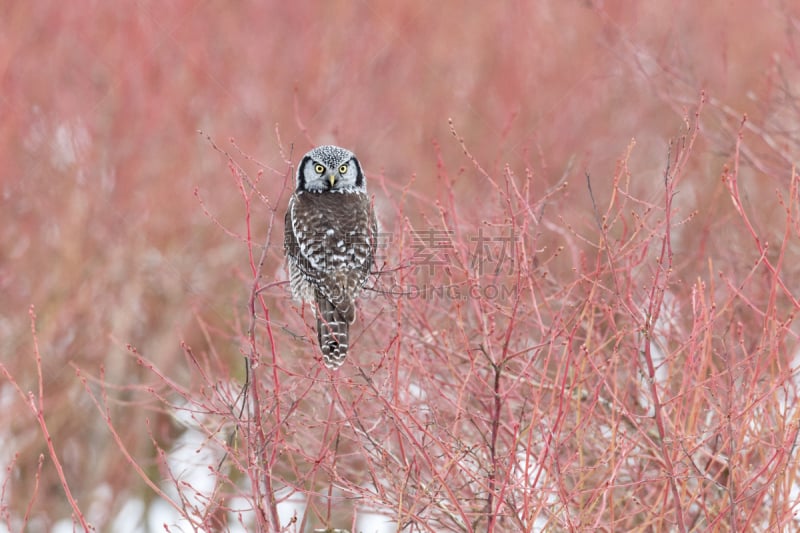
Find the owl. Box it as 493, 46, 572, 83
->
284, 145, 378, 369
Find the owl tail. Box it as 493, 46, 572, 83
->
316, 297, 349, 369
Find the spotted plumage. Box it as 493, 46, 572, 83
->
284, 145, 377, 368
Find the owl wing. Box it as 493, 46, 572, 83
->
284, 195, 319, 303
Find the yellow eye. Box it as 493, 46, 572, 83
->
314, 164, 325, 174
339, 164, 348, 174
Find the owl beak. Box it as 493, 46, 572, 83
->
328, 174, 337, 187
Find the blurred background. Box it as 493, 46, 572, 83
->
2, 1, 800, 531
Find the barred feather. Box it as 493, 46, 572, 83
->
316, 295, 349, 369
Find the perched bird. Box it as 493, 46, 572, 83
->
284, 145, 378, 368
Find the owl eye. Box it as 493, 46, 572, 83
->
339, 164, 348, 174
314, 164, 325, 174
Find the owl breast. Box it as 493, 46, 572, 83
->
290, 191, 373, 270
285, 190, 376, 312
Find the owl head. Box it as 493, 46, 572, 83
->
296, 145, 365, 193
